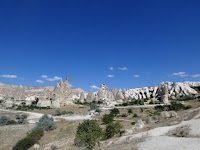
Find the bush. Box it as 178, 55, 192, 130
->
170, 102, 185, 111
34, 114, 57, 131
0, 116, 16, 125
104, 121, 122, 139
16, 105, 51, 111
16, 114, 28, 124
0, 116, 11, 125
52, 109, 73, 116
110, 108, 120, 116
121, 113, 128, 117
131, 122, 135, 125
75, 120, 102, 150
149, 100, 154, 104
133, 113, 138, 117
155, 102, 187, 111
128, 108, 133, 114
177, 95, 194, 101
90, 103, 99, 110
51, 145, 57, 150
95, 109, 101, 113
102, 114, 114, 124
185, 105, 192, 109
12, 129, 44, 150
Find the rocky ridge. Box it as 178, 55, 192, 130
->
0, 76, 200, 108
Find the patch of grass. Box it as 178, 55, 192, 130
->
57, 124, 73, 139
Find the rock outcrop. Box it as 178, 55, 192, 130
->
134, 119, 145, 130
86, 90, 95, 102
159, 111, 178, 121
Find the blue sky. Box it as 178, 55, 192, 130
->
0, 0, 200, 92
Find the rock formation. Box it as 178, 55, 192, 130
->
0, 76, 200, 108
86, 90, 95, 102
134, 119, 145, 130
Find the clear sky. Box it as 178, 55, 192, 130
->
0, 0, 200, 92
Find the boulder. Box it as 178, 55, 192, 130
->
134, 119, 145, 130
159, 111, 177, 121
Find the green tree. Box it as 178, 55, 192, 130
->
102, 114, 114, 124
128, 108, 133, 114
104, 121, 123, 139
110, 108, 120, 116
75, 120, 102, 150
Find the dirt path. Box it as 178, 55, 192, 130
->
0, 109, 93, 123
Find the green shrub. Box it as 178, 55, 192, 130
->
128, 108, 133, 114
75, 120, 102, 150
52, 109, 73, 116
122, 103, 128, 106
52, 109, 62, 116
95, 109, 101, 113
0, 116, 11, 125
170, 102, 185, 111
185, 105, 192, 109
104, 121, 122, 139
90, 103, 99, 110
34, 114, 57, 131
149, 100, 154, 104
140, 108, 144, 112
155, 102, 187, 111
121, 113, 127, 117
131, 122, 135, 125
51, 145, 57, 150
16, 105, 51, 111
16, 114, 28, 124
102, 114, 114, 124
177, 95, 194, 101
133, 113, 138, 117
12, 130, 44, 150
0, 116, 16, 125
110, 108, 120, 116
